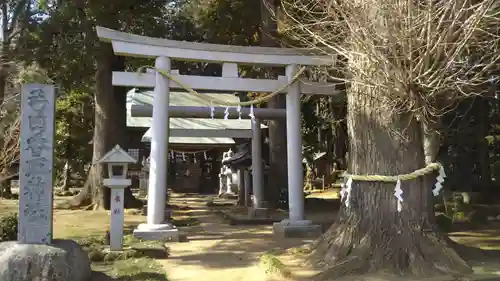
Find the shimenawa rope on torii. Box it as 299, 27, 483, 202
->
138, 65, 447, 213
137, 65, 306, 122
137, 65, 307, 106
169, 149, 212, 161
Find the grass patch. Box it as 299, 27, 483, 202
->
53, 209, 144, 240
81, 234, 169, 262
0, 199, 18, 214
92, 258, 168, 281
1, 198, 167, 280
259, 253, 292, 279
286, 245, 311, 256
54, 190, 79, 197
206, 200, 234, 207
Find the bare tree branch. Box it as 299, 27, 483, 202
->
281, 0, 500, 122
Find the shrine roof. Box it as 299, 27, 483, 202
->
126, 89, 267, 129
141, 131, 235, 145
127, 89, 266, 144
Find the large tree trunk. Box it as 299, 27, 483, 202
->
0, 69, 8, 105
111, 56, 142, 208
59, 43, 141, 210
60, 161, 71, 192
0, 31, 11, 104
0, 173, 12, 198
260, 0, 288, 208
58, 45, 113, 210
309, 83, 472, 279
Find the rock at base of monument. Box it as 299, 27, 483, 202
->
0, 239, 91, 281
248, 207, 270, 218
133, 223, 180, 242
272, 220, 322, 238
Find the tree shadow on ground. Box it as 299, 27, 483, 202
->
91, 271, 168, 281
117, 272, 168, 281
90, 271, 112, 281
450, 228, 500, 262
166, 229, 312, 268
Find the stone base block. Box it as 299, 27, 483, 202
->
133, 223, 180, 242
272, 219, 322, 238
248, 207, 269, 218
0, 239, 91, 281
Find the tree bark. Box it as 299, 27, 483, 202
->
0, 165, 15, 198
477, 97, 492, 195
330, 101, 348, 171
60, 161, 71, 191
309, 82, 472, 279
260, 0, 287, 208
57, 45, 112, 210
110, 55, 142, 208
0, 173, 12, 198
0, 15, 11, 104
0, 70, 8, 105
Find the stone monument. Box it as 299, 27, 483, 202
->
18, 85, 54, 244
0, 84, 91, 281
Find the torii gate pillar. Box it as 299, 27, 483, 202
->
272, 64, 322, 238
133, 56, 179, 241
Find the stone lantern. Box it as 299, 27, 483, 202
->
96, 144, 137, 251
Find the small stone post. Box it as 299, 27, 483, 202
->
109, 186, 126, 251
244, 169, 251, 207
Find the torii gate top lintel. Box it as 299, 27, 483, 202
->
96, 26, 334, 66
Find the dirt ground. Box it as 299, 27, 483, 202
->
158, 193, 315, 281
160, 193, 500, 281
3, 191, 500, 281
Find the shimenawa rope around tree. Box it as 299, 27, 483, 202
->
342, 162, 442, 182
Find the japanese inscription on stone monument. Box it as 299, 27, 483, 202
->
18, 84, 55, 244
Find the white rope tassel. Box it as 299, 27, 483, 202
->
204, 151, 207, 160
249, 104, 256, 124
182, 153, 186, 161
210, 102, 215, 119
224, 106, 229, 120
432, 163, 446, 196
236, 105, 242, 120
339, 182, 346, 201
394, 178, 403, 212
344, 177, 353, 208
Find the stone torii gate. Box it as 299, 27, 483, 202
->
96, 26, 339, 238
